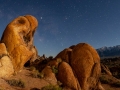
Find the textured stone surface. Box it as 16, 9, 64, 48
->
42, 66, 57, 85
0, 43, 8, 55
0, 43, 14, 78
55, 43, 104, 90
0, 56, 14, 78
55, 48, 72, 63
47, 60, 59, 68
57, 61, 80, 90
0, 15, 38, 72
71, 43, 101, 90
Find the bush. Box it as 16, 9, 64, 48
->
31, 69, 44, 78
41, 85, 62, 90
6, 79, 25, 88
29, 66, 36, 71
56, 58, 62, 63
111, 81, 120, 87
51, 66, 58, 74
100, 76, 111, 84
48, 56, 53, 60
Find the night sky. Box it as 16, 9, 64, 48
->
0, 0, 120, 57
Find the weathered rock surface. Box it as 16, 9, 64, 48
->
57, 61, 81, 90
0, 43, 8, 55
55, 43, 104, 90
42, 66, 57, 85
55, 48, 72, 63
0, 15, 104, 89
47, 60, 59, 68
0, 43, 14, 77
0, 15, 38, 72
71, 43, 101, 90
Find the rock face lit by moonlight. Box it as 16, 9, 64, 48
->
0, 15, 104, 90
55, 43, 104, 90
71, 43, 101, 90
0, 15, 38, 74
0, 43, 14, 78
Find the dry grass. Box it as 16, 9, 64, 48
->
41, 85, 62, 90
6, 79, 25, 88
30, 66, 44, 78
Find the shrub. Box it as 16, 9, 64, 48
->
51, 66, 58, 74
6, 79, 25, 88
29, 66, 36, 71
31, 69, 44, 78
41, 85, 62, 90
56, 58, 62, 63
111, 81, 120, 87
48, 56, 53, 60
100, 76, 111, 84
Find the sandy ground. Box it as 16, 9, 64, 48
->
0, 68, 49, 90
102, 84, 120, 90
0, 68, 120, 90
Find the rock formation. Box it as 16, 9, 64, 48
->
55, 48, 72, 63
57, 61, 81, 90
55, 43, 104, 90
0, 15, 38, 73
42, 66, 57, 85
71, 43, 101, 90
0, 15, 104, 89
0, 43, 14, 77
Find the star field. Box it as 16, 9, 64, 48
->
0, 0, 120, 57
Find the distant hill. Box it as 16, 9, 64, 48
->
96, 45, 120, 58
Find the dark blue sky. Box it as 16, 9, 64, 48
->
0, 0, 120, 57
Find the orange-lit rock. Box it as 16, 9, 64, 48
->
71, 43, 101, 90
42, 66, 57, 85
57, 61, 81, 90
55, 43, 104, 90
0, 43, 14, 77
55, 48, 72, 63
1, 15, 38, 72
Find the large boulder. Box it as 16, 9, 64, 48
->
71, 43, 102, 90
0, 43, 14, 77
0, 15, 38, 72
57, 61, 81, 90
55, 43, 104, 90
